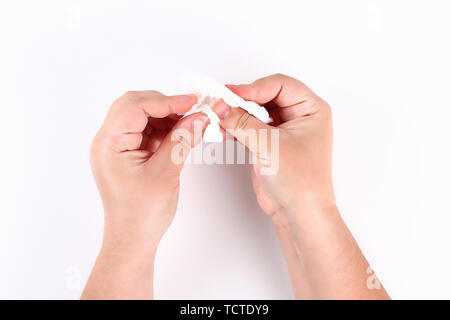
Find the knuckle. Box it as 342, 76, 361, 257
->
271, 72, 289, 81
271, 72, 299, 85
272, 72, 286, 78
131, 90, 162, 107
121, 90, 162, 99
122, 90, 140, 101
320, 100, 332, 115
113, 91, 140, 109
89, 131, 112, 160
234, 111, 251, 132
147, 89, 160, 96
89, 135, 102, 160
142, 90, 163, 102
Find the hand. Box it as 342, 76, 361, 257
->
213, 74, 389, 299
212, 73, 335, 218
91, 90, 208, 249
83, 90, 208, 299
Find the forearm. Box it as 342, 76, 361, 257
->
274, 204, 389, 299
81, 240, 157, 300
272, 212, 313, 298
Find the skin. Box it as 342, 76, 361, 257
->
82, 90, 208, 299
82, 74, 390, 300
212, 74, 389, 299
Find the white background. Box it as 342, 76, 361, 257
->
1, 0, 449, 299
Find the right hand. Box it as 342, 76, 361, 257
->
212, 74, 336, 219
214, 75, 390, 300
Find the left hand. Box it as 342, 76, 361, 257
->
90, 90, 208, 252
84, 90, 208, 299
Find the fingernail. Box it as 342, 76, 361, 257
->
225, 84, 239, 90
212, 100, 231, 120
192, 115, 209, 132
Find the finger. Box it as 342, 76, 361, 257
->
226, 73, 320, 121
149, 113, 209, 175
212, 99, 273, 155
144, 129, 169, 154
105, 91, 197, 134
102, 91, 197, 153
110, 132, 146, 153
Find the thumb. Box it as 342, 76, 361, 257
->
150, 113, 209, 175
211, 99, 275, 156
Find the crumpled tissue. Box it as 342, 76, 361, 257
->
182, 74, 271, 142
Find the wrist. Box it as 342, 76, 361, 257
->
102, 231, 159, 257
102, 210, 168, 256
271, 195, 339, 235
101, 224, 161, 270
284, 186, 336, 217
98, 238, 157, 275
